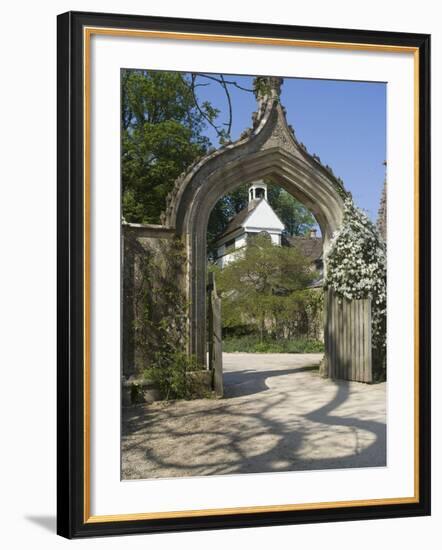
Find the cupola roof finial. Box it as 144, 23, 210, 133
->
248, 180, 268, 208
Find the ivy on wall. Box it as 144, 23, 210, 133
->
134, 237, 207, 399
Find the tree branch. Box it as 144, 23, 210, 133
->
189, 74, 224, 139
188, 72, 254, 143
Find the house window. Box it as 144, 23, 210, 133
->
224, 238, 236, 254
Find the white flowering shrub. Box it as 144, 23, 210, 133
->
325, 198, 386, 376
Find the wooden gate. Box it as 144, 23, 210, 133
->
208, 272, 223, 396
325, 289, 373, 383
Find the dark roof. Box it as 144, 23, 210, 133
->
216, 201, 260, 240
215, 204, 323, 263
283, 235, 323, 261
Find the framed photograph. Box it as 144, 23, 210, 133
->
57, 11, 431, 538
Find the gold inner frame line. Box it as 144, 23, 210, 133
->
83, 26, 420, 524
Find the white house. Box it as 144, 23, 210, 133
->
215, 181, 285, 268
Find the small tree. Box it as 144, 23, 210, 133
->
213, 234, 317, 341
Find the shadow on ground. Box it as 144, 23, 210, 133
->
223, 365, 318, 398
122, 353, 386, 479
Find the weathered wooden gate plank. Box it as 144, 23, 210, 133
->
326, 289, 372, 383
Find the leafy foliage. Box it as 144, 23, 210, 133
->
267, 185, 316, 236
129, 383, 145, 404
144, 352, 209, 401
135, 237, 207, 399
122, 70, 215, 223
325, 198, 387, 376
212, 234, 320, 341
223, 336, 324, 353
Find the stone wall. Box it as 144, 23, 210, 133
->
122, 224, 180, 379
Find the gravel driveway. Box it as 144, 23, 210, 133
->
122, 353, 386, 480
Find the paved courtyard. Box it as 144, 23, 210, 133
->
122, 353, 386, 480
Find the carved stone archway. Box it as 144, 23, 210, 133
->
163, 77, 351, 368
121, 77, 373, 382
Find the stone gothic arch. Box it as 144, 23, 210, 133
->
162, 77, 351, 369
124, 77, 374, 383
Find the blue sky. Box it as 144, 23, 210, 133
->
195, 74, 386, 222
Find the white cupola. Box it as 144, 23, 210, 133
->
248, 181, 268, 209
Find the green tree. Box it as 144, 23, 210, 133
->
213, 234, 317, 341
267, 185, 316, 236
122, 70, 217, 223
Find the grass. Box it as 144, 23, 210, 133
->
222, 335, 324, 354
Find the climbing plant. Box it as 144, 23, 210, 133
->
325, 198, 387, 377
134, 237, 207, 399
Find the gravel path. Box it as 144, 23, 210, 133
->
122, 353, 386, 480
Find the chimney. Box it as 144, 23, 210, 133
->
309, 229, 317, 238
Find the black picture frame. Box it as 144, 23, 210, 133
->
57, 10, 431, 539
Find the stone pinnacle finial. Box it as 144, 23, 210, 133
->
253, 76, 283, 102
